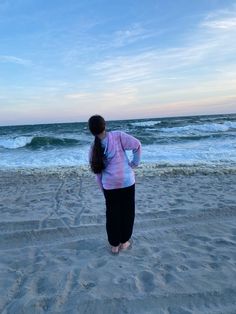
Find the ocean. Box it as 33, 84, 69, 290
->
0, 113, 236, 171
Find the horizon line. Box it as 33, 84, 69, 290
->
0, 112, 235, 128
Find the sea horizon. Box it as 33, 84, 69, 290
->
1, 111, 236, 128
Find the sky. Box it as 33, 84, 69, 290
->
0, 0, 236, 126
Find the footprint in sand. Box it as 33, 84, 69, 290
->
37, 277, 56, 295
163, 272, 175, 284
177, 264, 189, 272
91, 258, 107, 269
204, 244, 214, 252
219, 254, 231, 261
167, 306, 192, 314
187, 260, 201, 269
170, 208, 187, 215
207, 262, 221, 270
80, 281, 96, 290
163, 264, 174, 272
136, 271, 155, 293
213, 238, 235, 247
195, 235, 210, 242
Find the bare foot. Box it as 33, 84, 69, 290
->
111, 246, 120, 254
120, 240, 132, 250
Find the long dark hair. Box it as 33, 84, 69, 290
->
88, 115, 106, 174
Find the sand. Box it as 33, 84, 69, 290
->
0, 168, 236, 314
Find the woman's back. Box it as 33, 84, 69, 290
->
100, 131, 141, 189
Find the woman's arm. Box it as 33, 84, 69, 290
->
120, 131, 141, 167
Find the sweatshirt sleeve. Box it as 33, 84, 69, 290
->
120, 131, 141, 167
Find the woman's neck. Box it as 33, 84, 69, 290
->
97, 130, 106, 140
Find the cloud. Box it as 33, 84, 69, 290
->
91, 53, 152, 83
90, 44, 218, 84
2, 3, 236, 124
66, 86, 138, 100
201, 6, 236, 30
0, 55, 32, 66
58, 6, 235, 122
48, 5, 236, 120
65, 86, 138, 110
89, 7, 236, 86
202, 18, 236, 29
112, 23, 154, 47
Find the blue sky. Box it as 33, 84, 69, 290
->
0, 0, 236, 125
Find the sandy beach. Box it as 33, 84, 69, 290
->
0, 167, 236, 314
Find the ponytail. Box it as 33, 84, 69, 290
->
90, 136, 106, 174
88, 115, 107, 174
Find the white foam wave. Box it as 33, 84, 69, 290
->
0, 136, 33, 149
141, 139, 236, 165
131, 120, 161, 127
160, 121, 236, 134
0, 137, 235, 170
225, 121, 236, 129
0, 145, 90, 169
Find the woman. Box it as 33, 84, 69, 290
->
88, 115, 141, 255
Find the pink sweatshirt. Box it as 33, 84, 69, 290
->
90, 131, 141, 190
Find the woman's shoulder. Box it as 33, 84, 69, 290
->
109, 130, 125, 137
106, 131, 124, 147
107, 130, 118, 138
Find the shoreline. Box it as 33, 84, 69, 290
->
0, 162, 236, 178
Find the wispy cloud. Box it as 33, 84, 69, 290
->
66, 93, 91, 100
112, 23, 154, 47
202, 17, 236, 29
65, 86, 138, 114
201, 6, 236, 30
90, 43, 219, 84
2, 2, 236, 123
89, 7, 236, 85
61, 22, 159, 68
0, 55, 32, 66
91, 53, 153, 82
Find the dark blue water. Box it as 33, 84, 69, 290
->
0, 113, 235, 169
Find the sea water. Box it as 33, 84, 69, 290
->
0, 113, 235, 170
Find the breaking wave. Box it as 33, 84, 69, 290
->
0, 136, 79, 150
160, 121, 236, 134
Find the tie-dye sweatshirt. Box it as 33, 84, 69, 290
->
90, 131, 141, 190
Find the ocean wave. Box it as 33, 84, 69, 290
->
0, 136, 33, 149
27, 136, 79, 149
131, 120, 161, 127
160, 121, 236, 134
0, 136, 79, 149
158, 132, 236, 142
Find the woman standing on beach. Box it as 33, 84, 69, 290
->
88, 115, 141, 255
